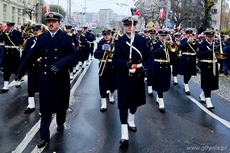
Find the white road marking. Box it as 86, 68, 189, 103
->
12, 63, 90, 153
187, 95, 230, 128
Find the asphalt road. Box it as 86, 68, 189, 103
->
0, 59, 230, 153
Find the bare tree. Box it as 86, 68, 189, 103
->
22, 0, 37, 20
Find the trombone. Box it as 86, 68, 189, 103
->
4, 29, 10, 36
98, 44, 111, 76
98, 30, 118, 76
166, 34, 179, 52
215, 35, 227, 59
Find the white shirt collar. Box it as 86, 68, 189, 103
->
49, 29, 59, 37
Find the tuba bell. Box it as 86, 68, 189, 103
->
19, 20, 35, 50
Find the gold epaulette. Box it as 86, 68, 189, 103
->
37, 32, 45, 37
67, 32, 73, 36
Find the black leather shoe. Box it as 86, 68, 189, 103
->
185, 91, 190, 95
173, 82, 178, 85
100, 108, 107, 112
15, 84, 21, 88
120, 139, 128, 148
199, 96, 206, 103
57, 125, 64, 133
128, 124, 137, 132
0, 89, 9, 93
24, 107, 35, 114
37, 139, 49, 148
159, 108, 165, 113
110, 101, 114, 104
148, 92, 153, 96
207, 106, 215, 110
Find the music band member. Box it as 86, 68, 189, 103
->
65, 24, 79, 79
0, 21, 24, 93
22, 24, 43, 113
151, 30, 171, 112
197, 30, 219, 109
170, 32, 181, 85
112, 16, 152, 148
16, 12, 78, 148
146, 29, 158, 96
179, 28, 197, 95
76, 29, 87, 70
94, 28, 117, 112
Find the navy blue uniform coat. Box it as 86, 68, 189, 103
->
18, 29, 78, 114
152, 41, 171, 92
94, 39, 117, 97
0, 30, 23, 74
179, 37, 197, 75
197, 40, 219, 91
113, 34, 152, 110
23, 37, 40, 95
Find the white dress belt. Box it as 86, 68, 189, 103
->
182, 52, 196, 55
154, 59, 169, 63
200, 59, 217, 63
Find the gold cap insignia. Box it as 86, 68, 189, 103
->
48, 13, 54, 18
128, 17, 132, 21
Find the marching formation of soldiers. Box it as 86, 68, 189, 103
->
94, 17, 228, 148
0, 11, 229, 149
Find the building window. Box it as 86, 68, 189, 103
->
212, 9, 217, 14
12, 7, 15, 22
3, 4, 7, 21
212, 20, 217, 25
17, 9, 21, 24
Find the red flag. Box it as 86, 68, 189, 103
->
159, 8, 165, 20
72, 17, 76, 24
134, 10, 140, 17
44, 5, 50, 13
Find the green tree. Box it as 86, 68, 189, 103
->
203, 0, 214, 30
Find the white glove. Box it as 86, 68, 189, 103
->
129, 68, 136, 73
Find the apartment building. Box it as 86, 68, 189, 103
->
212, 0, 230, 30
0, 0, 37, 27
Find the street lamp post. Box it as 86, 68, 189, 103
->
37, 0, 41, 23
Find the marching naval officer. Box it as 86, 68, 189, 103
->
22, 24, 43, 113
112, 16, 152, 148
179, 28, 197, 95
197, 30, 218, 109
16, 12, 78, 148
94, 28, 117, 112
151, 29, 171, 112
0, 21, 23, 93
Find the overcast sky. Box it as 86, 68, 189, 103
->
44, 0, 136, 15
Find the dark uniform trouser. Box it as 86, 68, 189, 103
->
157, 92, 163, 98
119, 107, 137, 124
40, 110, 66, 140
204, 90, 211, 97
184, 74, 192, 84
147, 70, 152, 86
